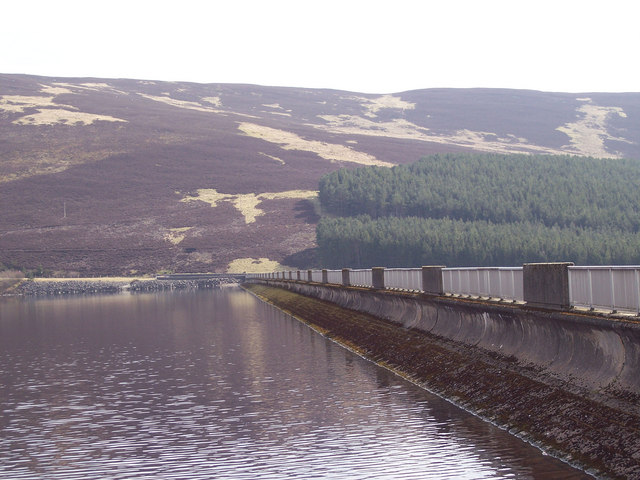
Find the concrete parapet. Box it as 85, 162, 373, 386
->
297, 270, 301, 281
342, 268, 351, 286
307, 270, 312, 282
524, 262, 574, 309
422, 266, 445, 295
372, 267, 385, 289
322, 269, 328, 284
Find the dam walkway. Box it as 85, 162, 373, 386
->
248, 263, 640, 317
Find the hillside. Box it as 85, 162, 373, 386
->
1, 74, 639, 275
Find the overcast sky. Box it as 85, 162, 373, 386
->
2, 0, 638, 94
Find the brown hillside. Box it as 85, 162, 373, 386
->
1, 74, 638, 275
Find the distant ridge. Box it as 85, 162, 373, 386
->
1, 74, 638, 275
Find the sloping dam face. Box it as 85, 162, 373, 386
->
244, 280, 640, 479
270, 279, 640, 395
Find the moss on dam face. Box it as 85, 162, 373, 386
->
244, 283, 640, 479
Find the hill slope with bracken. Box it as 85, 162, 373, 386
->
1, 73, 639, 275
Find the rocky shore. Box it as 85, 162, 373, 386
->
11, 278, 239, 296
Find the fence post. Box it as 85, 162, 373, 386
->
307, 270, 313, 282
322, 269, 328, 284
342, 268, 351, 287
523, 262, 574, 309
297, 270, 301, 281
372, 267, 385, 290
421, 266, 445, 295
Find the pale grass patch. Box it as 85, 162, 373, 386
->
202, 96, 222, 107
237, 122, 394, 167
1, 161, 70, 182
182, 189, 234, 208
163, 227, 192, 245
259, 152, 285, 165
259, 190, 317, 201
262, 104, 292, 116
14, 109, 127, 126
314, 115, 570, 155
233, 194, 262, 224
79, 83, 112, 89
52, 82, 127, 95
0, 95, 60, 113
139, 93, 257, 118
1, 149, 125, 183
556, 101, 630, 157
1, 91, 127, 126
40, 85, 73, 95
226, 257, 294, 273
181, 188, 317, 224
139, 93, 223, 113
187, 251, 213, 263
351, 94, 416, 118
265, 111, 292, 117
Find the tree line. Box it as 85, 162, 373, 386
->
316, 153, 640, 268
319, 153, 640, 232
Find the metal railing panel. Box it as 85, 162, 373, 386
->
249, 265, 640, 314
384, 268, 422, 291
443, 267, 523, 301
350, 269, 373, 288
310, 270, 323, 283
326, 270, 343, 284
569, 266, 640, 313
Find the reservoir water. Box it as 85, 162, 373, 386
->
0, 288, 586, 479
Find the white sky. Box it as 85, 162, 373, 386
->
2, 0, 638, 94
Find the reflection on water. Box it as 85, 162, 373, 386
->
0, 289, 586, 479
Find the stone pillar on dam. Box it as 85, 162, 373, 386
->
372, 267, 385, 289
322, 269, 328, 284
421, 266, 445, 295
523, 262, 573, 309
342, 268, 351, 287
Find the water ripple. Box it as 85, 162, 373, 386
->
0, 290, 585, 479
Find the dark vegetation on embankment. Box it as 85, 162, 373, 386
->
316, 153, 640, 268
244, 283, 640, 479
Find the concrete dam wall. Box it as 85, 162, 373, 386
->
252, 278, 640, 400
244, 280, 640, 477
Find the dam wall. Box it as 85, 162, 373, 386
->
249, 278, 640, 399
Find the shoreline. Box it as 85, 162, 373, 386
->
3, 277, 239, 296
